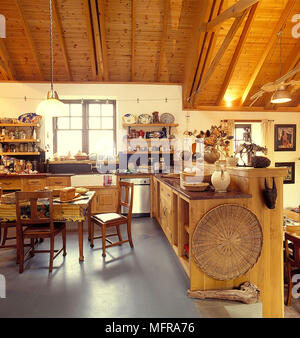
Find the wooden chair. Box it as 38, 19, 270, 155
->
0, 187, 18, 250
16, 191, 67, 273
90, 181, 134, 257
284, 232, 300, 305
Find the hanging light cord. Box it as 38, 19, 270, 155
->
279, 30, 282, 78
49, 0, 54, 93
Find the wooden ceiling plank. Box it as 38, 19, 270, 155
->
192, 10, 248, 102
241, 0, 296, 105
52, 0, 72, 81
191, 0, 224, 107
157, 0, 170, 82
0, 39, 15, 80
15, 0, 44, 80
97, 0, 109, 81
201, 0, 259, 32
282, 39, 300, 75
90, 0, 104, 80
131, 0, 136, 81
183, 1, 212, 107
83, 0, 97, 80
216, 3, 258, 106
0, 58, 9, 80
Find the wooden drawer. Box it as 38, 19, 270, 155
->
0, 178, 22, 190
46, 176, 71, 187
160, 183, 173, 211
91, 187, 119, 214
22, 178, 47, 192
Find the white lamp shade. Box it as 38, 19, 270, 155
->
270, 86, 292, 104
36, 95, 67, 116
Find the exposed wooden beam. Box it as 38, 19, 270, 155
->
131, 0, 136, 81
200, 0, 259, 32
15, 0, 43, 80
83, 0, 97, 80
216, 3, 258, 106
183, 1, 212, 107
241, 0, 296, 105
182, 105, 300, 112
97, 0, 108, 81
0, 39, 15, 80
52, 0, 72, 81
0, 58, 9, 80
191, 10, 248, 103
157, 0, 170, 82
191, 0, 224, 107
90, 0, 106, 81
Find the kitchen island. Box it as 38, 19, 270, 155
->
152, 167, 287, 318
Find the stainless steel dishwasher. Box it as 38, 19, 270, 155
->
120, 177, 150, 217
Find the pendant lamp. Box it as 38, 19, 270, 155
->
271, 31, 291, 104
37, 0, 66, 116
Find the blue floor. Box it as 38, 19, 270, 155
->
0, 217, 201, 318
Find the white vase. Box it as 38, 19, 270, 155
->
211, 161, 231, 193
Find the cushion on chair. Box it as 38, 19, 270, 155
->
92, 213, 126, 223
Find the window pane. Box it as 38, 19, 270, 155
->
70, 104, 82, 116
89, 117, 101, 129
102, 104, 114, 116
89, 130, 114, 155
57, 131, 82, 156
57, 117, 69, 129
70, 117, 82, 129
102, 117, 114, 129
89, 104, 101, 116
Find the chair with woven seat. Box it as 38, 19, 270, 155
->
16, 191, 67, 273
284, 232, 300, 305
90, 181, 134, 257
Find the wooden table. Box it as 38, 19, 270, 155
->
0, 191, 95, 262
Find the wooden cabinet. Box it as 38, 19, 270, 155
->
46, 176, 71, 187
91, 187, 119, 214
159, 182, 174, 244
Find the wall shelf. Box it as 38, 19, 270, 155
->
123, 123, 178, 127
0, 152, 40, 156
0, 123, 39, 127
0, 139, 40, 143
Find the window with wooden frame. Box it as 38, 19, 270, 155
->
53, 100, 117, 157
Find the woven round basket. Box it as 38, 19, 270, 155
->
192, 204, 263, 281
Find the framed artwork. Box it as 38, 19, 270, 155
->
275, 162, 295, 184
274, 124, 296, 151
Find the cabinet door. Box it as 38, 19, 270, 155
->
91, 188, 119, 214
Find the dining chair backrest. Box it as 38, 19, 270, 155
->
15, 191, 54, 231
118, 182, 134, 218
285, 232, 300, 269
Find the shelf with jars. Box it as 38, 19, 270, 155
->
0, 118, 40, 156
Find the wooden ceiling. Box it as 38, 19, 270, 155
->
0, 0, 300, 111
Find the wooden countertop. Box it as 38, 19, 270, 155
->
155, 175, 252, 201
0, 173, 73, 178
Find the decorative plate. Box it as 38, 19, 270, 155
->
122, 113, 137, 124
160, 113, 175, 124
138, 114, 152, 124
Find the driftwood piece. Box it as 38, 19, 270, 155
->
187, 282, 260, 304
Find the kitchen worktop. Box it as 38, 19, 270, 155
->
0, 173, 74, 178
155, 175, 252, 200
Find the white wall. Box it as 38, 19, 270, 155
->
0, 82, 299, 208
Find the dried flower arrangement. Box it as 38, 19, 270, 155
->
196, 125, 234, 158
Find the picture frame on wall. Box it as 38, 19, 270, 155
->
275, 162, 295, 184
274, 124, 296, 151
